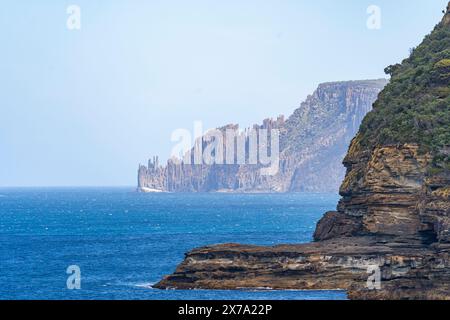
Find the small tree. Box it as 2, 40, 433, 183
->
384, 64, 401, 76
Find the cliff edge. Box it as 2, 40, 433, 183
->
154, 4, 450, 299
138, 80, 387, 193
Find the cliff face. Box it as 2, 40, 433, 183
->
314, 144, 433, 240
154, 5, 450, 299
315, 1, 450, 243
138, 80, 387, 193
282, 80, 386, 192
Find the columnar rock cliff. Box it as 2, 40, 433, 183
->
138, 79, 387, 193
154, 5, 450, 299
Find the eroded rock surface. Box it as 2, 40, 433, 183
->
154, 6, 450, 299
154, 143, 450, 299
154, 238, 450, 300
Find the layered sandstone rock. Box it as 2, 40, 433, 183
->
154, 144, 450, 299
154, 6, 450, 300
154, 238, 450, 300
315, 143, 433, 240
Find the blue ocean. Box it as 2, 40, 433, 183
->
0, 188, 347, 300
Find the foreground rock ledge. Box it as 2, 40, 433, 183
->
153, 144, 450, 300
153, 236, 450, 300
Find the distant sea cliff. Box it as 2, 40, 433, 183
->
138, 79, 387, 193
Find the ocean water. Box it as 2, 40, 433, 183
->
0, 188, 347, 300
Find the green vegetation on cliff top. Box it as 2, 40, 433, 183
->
358, 15, 450, 170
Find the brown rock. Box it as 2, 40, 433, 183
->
152, 6, 450, 300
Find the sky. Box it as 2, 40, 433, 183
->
0, 0, 448, 187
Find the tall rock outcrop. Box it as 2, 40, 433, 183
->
314, 2, 450, 242
154, 5, 450, 299
138, 79, 387, 193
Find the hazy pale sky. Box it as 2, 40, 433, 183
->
0, 0, 447, 186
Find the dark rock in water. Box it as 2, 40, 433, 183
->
138, 79, 387, 193
154, 5, 450, 299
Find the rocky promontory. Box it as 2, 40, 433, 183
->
154, 5, 450, 300
138, 79, 387, 193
